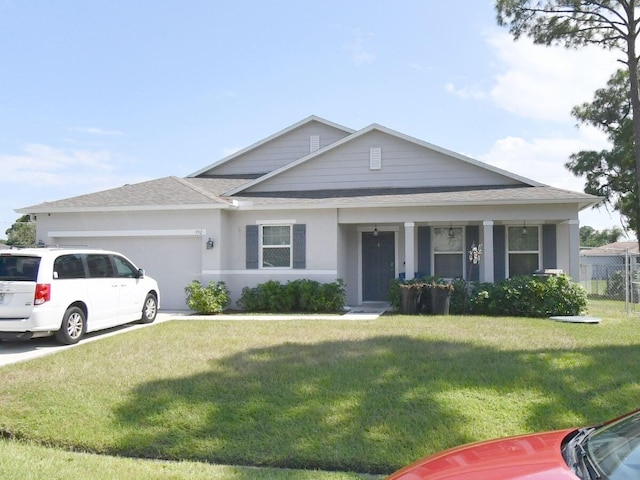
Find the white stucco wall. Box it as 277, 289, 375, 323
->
34, 209, 223, 310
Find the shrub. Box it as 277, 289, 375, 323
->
185, 280, 231, 314
389, 274, 587, 317
468, 274, 587, 317
237, 279, 345, 313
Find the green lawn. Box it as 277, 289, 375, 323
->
0, 299, 638, 479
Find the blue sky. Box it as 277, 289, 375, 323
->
0, 0, 628, 239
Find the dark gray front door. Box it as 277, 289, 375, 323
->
362, 232, 395, 301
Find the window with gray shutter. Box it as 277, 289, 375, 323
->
246, 223, 306, 269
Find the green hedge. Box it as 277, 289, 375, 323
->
389, 274, 587, 317
237, 279, 346, 313
465, 274, 587, 317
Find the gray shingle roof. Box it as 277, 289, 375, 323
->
19, 176, 246, 212
229, 184, 599, 208
18, 176, 600, 213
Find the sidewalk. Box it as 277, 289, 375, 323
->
158, 307, 387, 321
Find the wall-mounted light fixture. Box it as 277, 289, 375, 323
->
373, 224, 378, 237
206, 237, 214, 249
522, 221, 527, 235
448, 222, 455, 238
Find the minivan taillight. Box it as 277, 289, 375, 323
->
34, 283, 51, 305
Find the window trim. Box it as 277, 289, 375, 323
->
260, 224, 293, 269
506, 225, 541, 277
432, 227, 465, 279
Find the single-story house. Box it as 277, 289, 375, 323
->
580, 241, 639, 281
18, 116, 600, 310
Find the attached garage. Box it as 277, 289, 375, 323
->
47, 233, 205, 310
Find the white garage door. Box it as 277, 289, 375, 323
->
56, 237, 202, 310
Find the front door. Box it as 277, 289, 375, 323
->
362, 232, 395, 301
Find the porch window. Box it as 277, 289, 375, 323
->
433, 227, 463, 278
261, 225, 292, 268
508, 226, 540, 277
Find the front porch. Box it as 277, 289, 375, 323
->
338, 218, 581, 307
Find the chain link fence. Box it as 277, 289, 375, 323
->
580, 246, 640, 312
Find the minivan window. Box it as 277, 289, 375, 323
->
113, 255, 138, 278
86, 254, 114, 278
54, 254, 86, 279
0, 255, 40, 281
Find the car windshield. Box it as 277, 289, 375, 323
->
0, 255, 40, 282
585, 411, 640, 479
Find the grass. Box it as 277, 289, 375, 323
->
0, 299, 639, 478
0, 440, 376, 480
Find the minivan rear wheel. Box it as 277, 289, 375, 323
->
55, 306, 85, 345
140, 293, 157, 324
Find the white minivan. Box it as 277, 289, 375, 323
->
0, 248, 160, 344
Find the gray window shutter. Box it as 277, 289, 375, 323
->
417, 226, 431, 277
292, 224, 306, 269
246, 225, 259, 269
542, 224, 557, 269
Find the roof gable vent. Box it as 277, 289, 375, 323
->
370, 147, 382, 170
310, 135, 320, 153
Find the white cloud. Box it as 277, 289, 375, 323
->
0, 144, 121, 187
448, 30, 620, 122
479, 126, 627, 231
479, 125, 609, 191
445, 82, 487, 100
73, 127, 125, 136
348, 28, 375, 66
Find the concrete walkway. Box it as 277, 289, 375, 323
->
0, 308, 386, 367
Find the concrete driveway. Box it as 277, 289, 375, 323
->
0, 313, 173, 368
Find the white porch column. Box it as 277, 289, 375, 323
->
567, 219, 580, 281
404, 222, 415, 280
481, 220, 494, 283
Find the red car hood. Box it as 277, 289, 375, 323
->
387, 429, 579, 480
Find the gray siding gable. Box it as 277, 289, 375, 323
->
189, 116, 354, 178
230, 125, 537, 195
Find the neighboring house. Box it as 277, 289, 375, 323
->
580, 241, 639, 281
17, 116, 600, 310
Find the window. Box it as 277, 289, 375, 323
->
261, 225, 292, 268
54, 254, 85, 279
508, 226, 540, 277
433, 227, 463, 278
87, 254, 114, 278
0, 256, 40, 281
113, 255, 138, 278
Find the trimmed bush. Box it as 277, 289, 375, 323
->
468, 274, 587, 317
185, 280, 231, 314
237, 279, 346, 313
